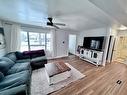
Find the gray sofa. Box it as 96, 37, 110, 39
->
19, 49, 47, 69
0, 50, 47, 95
0, 53, 31, 95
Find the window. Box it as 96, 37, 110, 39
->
20, 31, 51, 52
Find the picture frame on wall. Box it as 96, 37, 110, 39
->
0, 28, 5, 49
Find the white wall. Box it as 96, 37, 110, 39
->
54, 29, 78, 58
77, 28, 107, 46
77, 27, 111, 66
0, 20, 6, 57
55, 30, 69, 57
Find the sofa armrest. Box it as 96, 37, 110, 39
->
0, 85, 27, 95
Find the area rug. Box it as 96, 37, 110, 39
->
31, 63, 86, 95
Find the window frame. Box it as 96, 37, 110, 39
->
20, 31, 51, 51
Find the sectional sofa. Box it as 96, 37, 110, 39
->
0, 49, 47, 95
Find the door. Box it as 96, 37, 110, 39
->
69, 34, 77, 55
112, 36, 127, 63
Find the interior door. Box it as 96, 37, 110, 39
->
112, 36, 127, 63
69, 34, 77, 55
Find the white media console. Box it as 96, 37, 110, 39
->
79, 48, 103, 66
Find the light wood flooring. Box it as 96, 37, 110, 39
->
48, 55, 127, 95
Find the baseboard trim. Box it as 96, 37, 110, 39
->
48, 55, 68, 60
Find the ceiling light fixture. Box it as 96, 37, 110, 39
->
118, 25, 127, 30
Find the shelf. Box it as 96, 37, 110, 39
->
80, 57, 100, 67
79, 49, 103, 67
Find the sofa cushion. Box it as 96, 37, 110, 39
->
0, 72, 4, 82
1, 57, 15, 65
31, 56, 47, 63
0, 70, 30, 91
0, 85, 26, 95
7, 62, 30, 75
0, 60, 13, 75
4, 52, 17, 62
15, 51, 30, 60
16, 59, 30, 63
31, 56, 47, 69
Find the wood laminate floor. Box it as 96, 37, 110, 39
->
48, 55, 127, 95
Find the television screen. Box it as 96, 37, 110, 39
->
83, 37, 104, 51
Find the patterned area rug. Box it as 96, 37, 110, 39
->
31, 63, 86, 95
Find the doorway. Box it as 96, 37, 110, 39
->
112, 36, 127, 63
69, 34, 77, 55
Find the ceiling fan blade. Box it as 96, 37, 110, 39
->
47, 22, 53, 26
48, 17, 53, 23
53, 24, 60, 29
54, 23, 66, 26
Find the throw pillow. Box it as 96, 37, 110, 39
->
0, 72, 4, 82
0, 60, 13, 75
15, 51, 30, 60
1, 57, 15, 65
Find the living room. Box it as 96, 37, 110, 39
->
0, 0, 127, 95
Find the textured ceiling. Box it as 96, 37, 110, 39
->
89, 0, 127, 27
0, 0, 124, 31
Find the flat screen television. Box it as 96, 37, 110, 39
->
83, 36, 104, 51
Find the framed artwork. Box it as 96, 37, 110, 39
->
0, 28, 5, 49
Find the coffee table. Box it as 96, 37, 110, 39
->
45, 61, 71, 85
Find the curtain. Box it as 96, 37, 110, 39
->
45, 29, 57, 59
50, 29, 57, 58
4, 23, 21, 52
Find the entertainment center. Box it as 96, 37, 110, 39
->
79, 49, 103, 66
79, 36, 105, 66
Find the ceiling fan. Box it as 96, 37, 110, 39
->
47, 17, 66, 29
